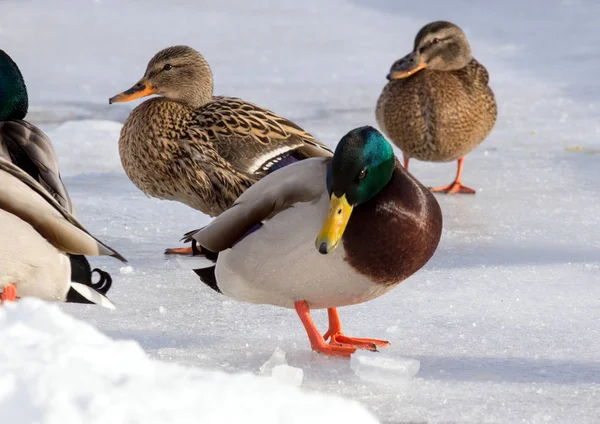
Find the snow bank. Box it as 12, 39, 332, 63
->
0, 299, 377, 424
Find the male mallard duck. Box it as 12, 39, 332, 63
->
376, 21, 497, 194
109, 46, 332, 254
0, 49, 126, 306
179, 126, 442, 357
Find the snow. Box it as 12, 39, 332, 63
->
350, 352, 420, 387
2, 0, 600, 422
0, 299, 376, 424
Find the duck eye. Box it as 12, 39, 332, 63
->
431, 38, 440, 45
358, 168, 368, 180
163, 64, 173, 71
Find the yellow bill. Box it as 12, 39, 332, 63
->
315, 193, 354, 254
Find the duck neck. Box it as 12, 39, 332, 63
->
0, 50, 28, 121
185, 70, 214, 109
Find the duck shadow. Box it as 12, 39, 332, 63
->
283, 351, 600, 386
430, 242, 600, 269
414, 354, 600, 385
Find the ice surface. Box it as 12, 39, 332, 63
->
0, 299, 376, 424
260, 348, 304, 387
350, 352, 420, 387
46, 120, 123, 177
2, 0, 600, 422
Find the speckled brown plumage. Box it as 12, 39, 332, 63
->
376, 21, 497, 164
113, 46, 332, 217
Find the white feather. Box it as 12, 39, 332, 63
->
176, 255, 215, 270
69, 282, 116, 310
247, 145, 295, 173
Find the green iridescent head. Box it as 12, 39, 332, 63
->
317, 126, 395, 254
0, 50, 28, 121
327, 125, 395, 206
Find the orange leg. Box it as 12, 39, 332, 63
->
164, 246, 193, 256
294, 301, 356, 357
323, 308, 390, 351
403, 154, 410, 170
1, 284, 17, 304
431, 157, 476, 194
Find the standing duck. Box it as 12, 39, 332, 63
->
180, 126, 442, 357
109, 46, 332, 254
0, 49, 126, 306
376, 21, 497, 194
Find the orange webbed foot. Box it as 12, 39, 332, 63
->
164, 246, 193, 256
322, 308, 390, 352
431, 182, 476, 194
295, 301, 358, 358
1, 284, 17, 304
295, 303, 390, 357
325, 331, 390, 351
309, 338, 357, 357
432, 157, 476, 194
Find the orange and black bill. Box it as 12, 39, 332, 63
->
386, 52, 427, 80
109, 78, 156, 104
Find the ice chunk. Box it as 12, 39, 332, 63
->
119, 265, 134, 275
350, 351, 420, 386
272, 364, 304, 387
259, 348, 288, 375
259, 348, 304, 386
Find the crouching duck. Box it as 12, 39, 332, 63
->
0, 49, 126, 306
180, 126, 442, 357
376, 21, 497, 194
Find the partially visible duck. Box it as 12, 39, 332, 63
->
109, 46, 332, 254
0, 49, 125, 306
376, 21, 497, 194
180, 126, 442, 357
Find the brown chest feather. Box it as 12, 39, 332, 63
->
342, 162, 443, 285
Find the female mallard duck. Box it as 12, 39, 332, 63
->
376, 21, 497, 194
179, 126, 442, 357
0, 49, 126, 306
109, 46, 332, 254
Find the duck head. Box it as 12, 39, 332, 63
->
109, 45, 213, 109
316, 126, 395, 254
387, 21, 472, 80
0, 50, 28, 121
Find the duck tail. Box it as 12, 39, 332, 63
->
175, 240, 221, 294
65, 254, 115, 309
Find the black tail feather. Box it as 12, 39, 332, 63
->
190, 241, 221, 294
66, 254, 113, 304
